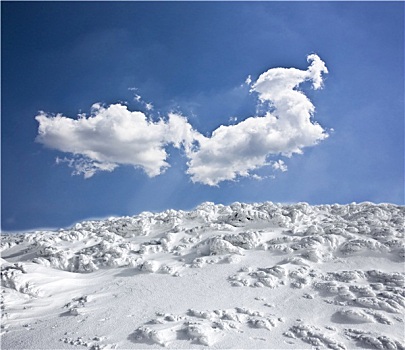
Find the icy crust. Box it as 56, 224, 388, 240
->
132, 307, 283, 347
229, 265, 404, 320
0, 261, 42, 297
1, 202, 403, 275
284, 323, 405, 350
344, 328, 405, 350
284, 323, 347, 350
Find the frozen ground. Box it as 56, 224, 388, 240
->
1, 201, 404, 349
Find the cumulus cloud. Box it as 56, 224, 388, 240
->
36, 104, 197, 178
36, 54, 329, 185
185, 54, 329, 185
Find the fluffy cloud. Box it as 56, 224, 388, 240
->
36, 104, 197, 178
185, 54, 329, 185
36, 54, 329, 185
272, 160, 288, 172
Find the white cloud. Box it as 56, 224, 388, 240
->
56, 156, 118, 179
36, 104, 197, 178
272, 160, 288, 172
36, 54, 329, 185
185, 54, 329, 185
128, 88, 154, 111
228, 116, 238, 124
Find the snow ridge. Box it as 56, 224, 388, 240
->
2, 202, 403, 274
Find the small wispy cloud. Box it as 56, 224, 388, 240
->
36, 54, 329, 185
56, 156, 118, 179
228, 116, 238, 124
128, 87, 154, 112
272, 159, 288, 172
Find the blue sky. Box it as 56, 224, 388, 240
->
2, 1, 404, 232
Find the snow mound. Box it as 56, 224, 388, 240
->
344, 328, 405, 350
132, 307, 282, 347
285, 323, 347, 350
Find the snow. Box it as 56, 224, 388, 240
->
1, 201, 404, 349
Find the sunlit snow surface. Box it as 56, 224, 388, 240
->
1, 202, 404, 349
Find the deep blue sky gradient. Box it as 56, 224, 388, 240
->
2, 2, 404, 231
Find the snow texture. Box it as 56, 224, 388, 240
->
1, 201, 404, 349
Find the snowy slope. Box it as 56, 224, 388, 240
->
1, 202, 404, 349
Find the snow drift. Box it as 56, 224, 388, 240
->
1, 201, 404, 349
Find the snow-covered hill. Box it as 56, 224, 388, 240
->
1, 202, 404, 349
